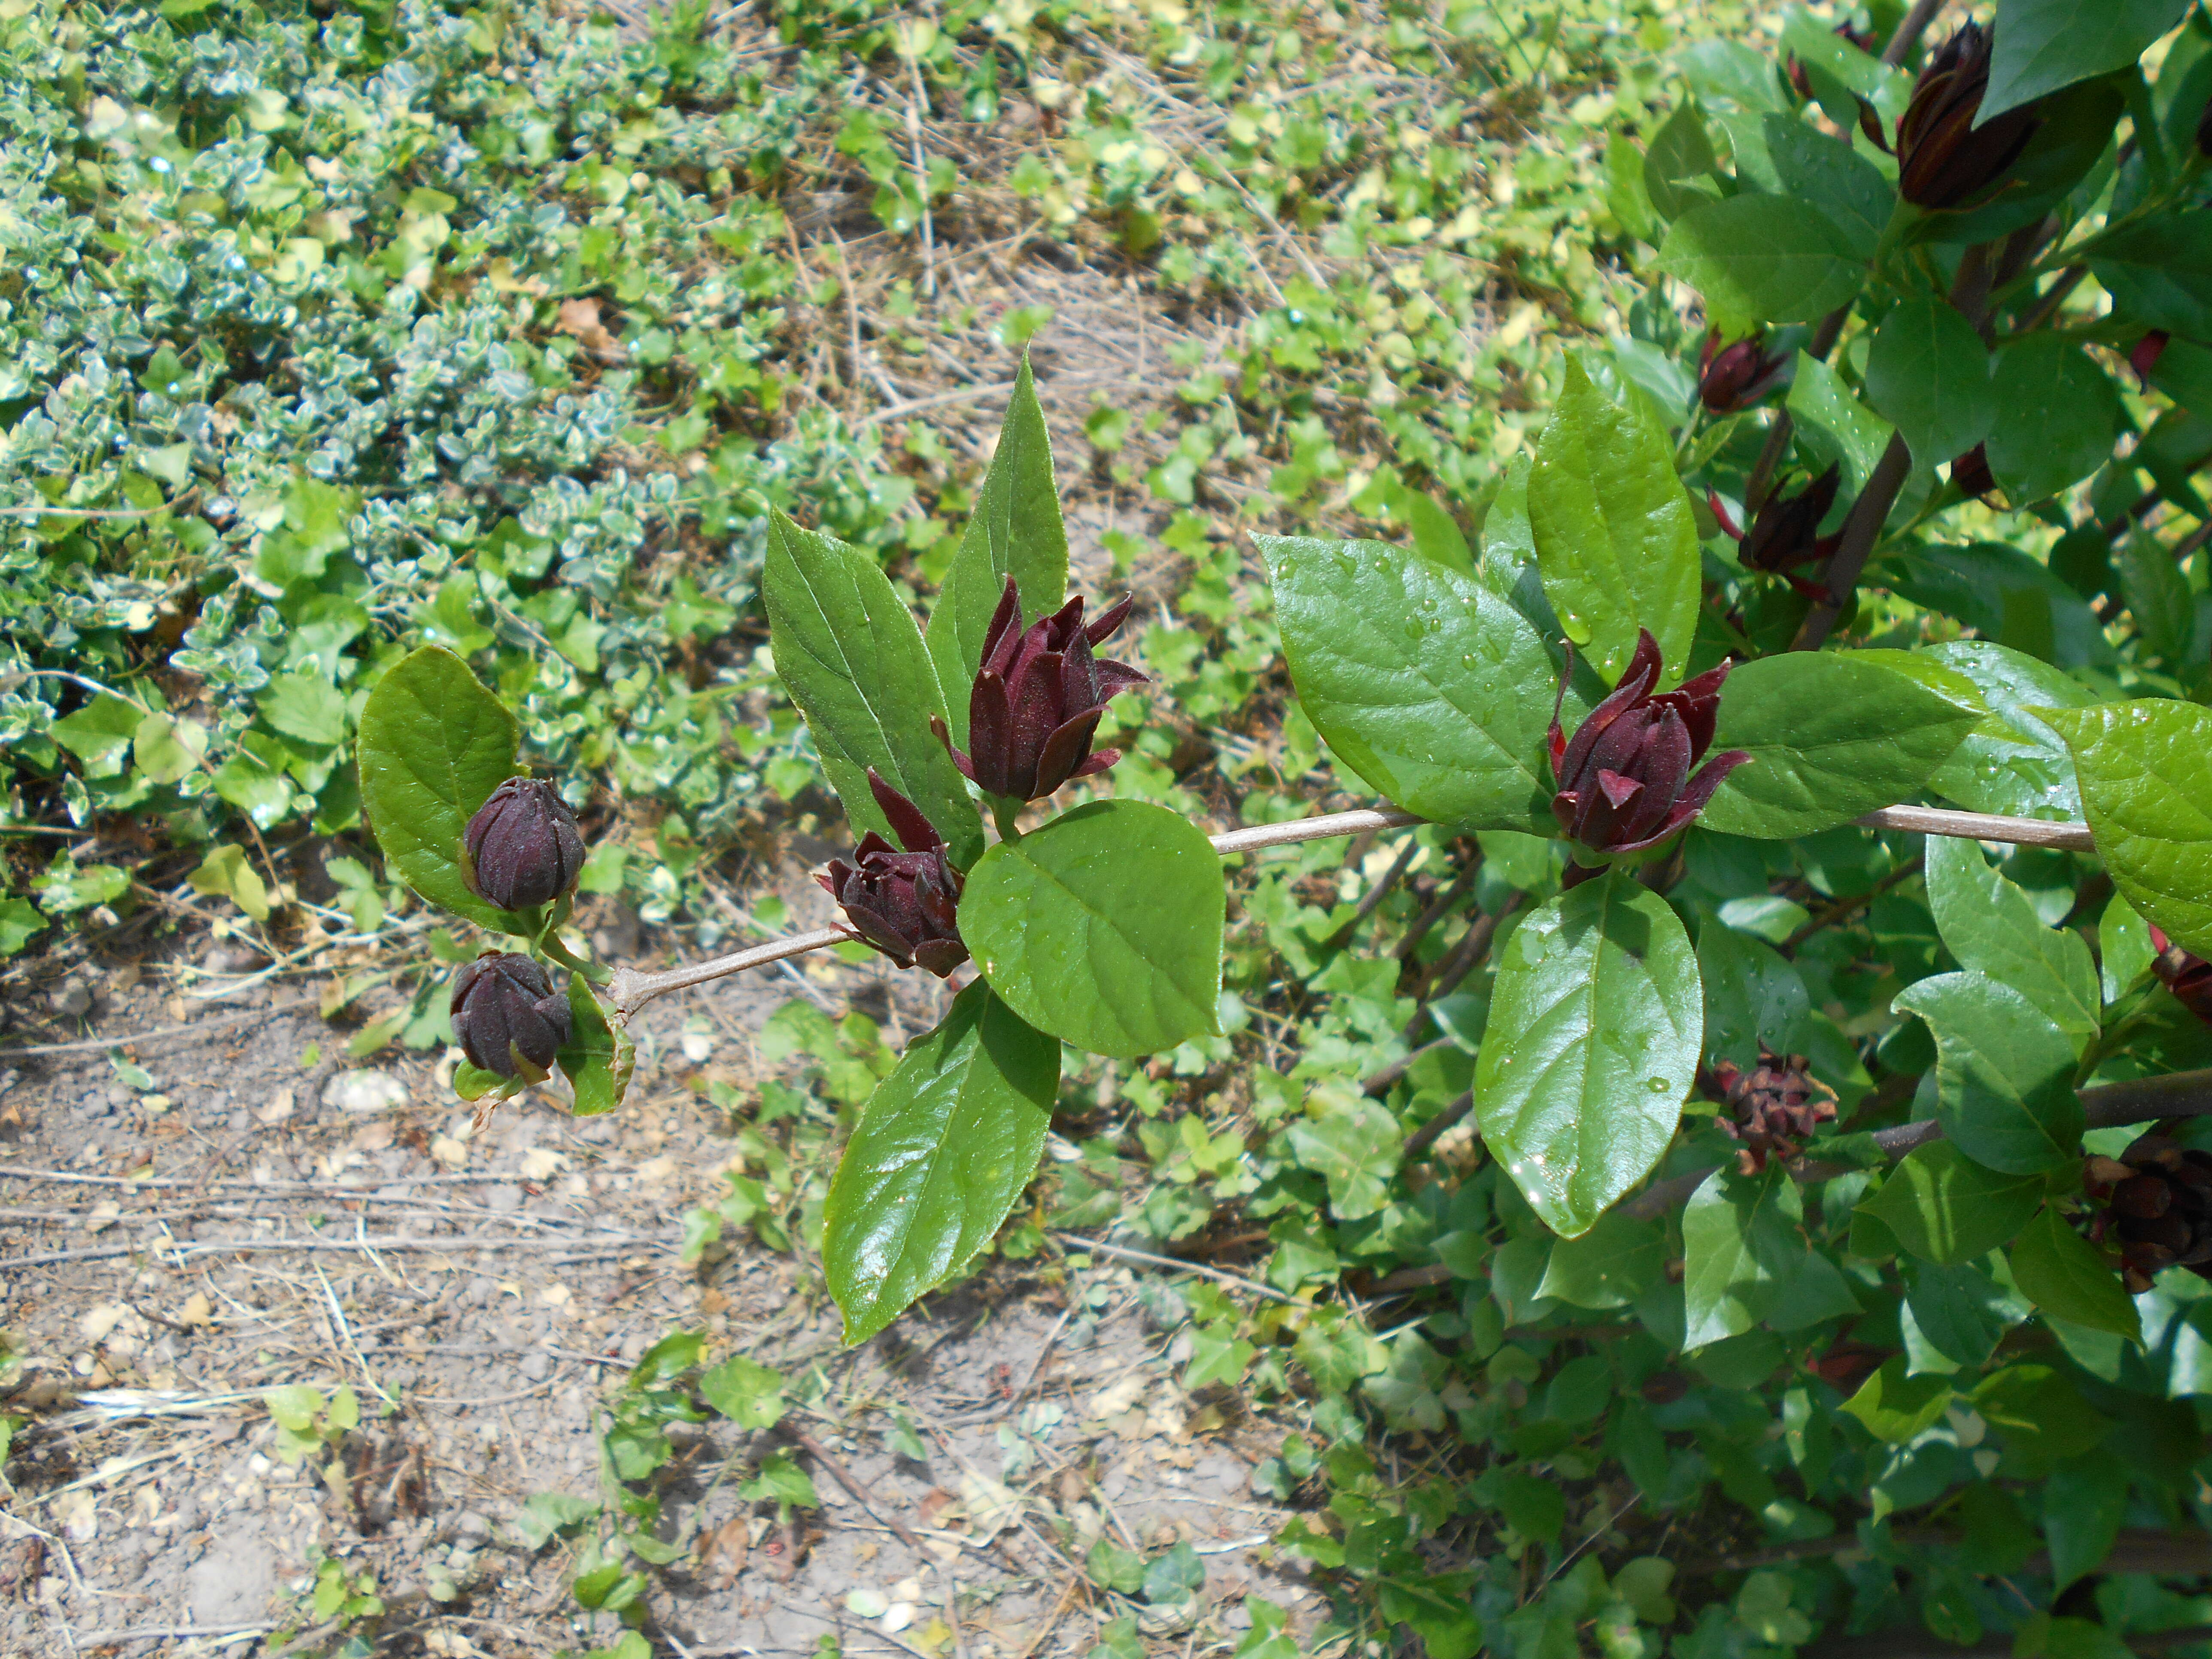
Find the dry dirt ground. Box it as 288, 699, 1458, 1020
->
0, 859, 1328, 1659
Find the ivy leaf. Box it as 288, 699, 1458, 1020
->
1697, 652, 1979, 839
1923, 640, 2094, 821
1853, 1142, 2047, 1264
1653, 193, 1866, 329
926, 355, 1068, 747
1261, 535, 1560, 834
960, 799, 1224, 1059
2008, 1207, 2140, 1343
1681, 1167, 1860, 1351
2036, 700, 2212, 957
559, 975, 633, 1118
1286, 1096, 1401, 1220
258, 671, 347, 746
698, 1355, 785, 1430
1895, 972, 2083, 1175
1839, 1355, 1954, 1444
1864, 295, 1994, 473
1923, 837, 2100, 1051
1980, 0, 2192, 122
1474, 872, 1702, 1238
1528, 354, 1702, 689
356, 645, 533, 937
763, 510, 981, 868
821, 982, 1058, 1344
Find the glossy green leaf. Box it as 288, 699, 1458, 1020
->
1985, 337, 2121, 505
1864, 296, 1993, 472
1904, 1258, 2031, 1370
1286, 1095, 1401, 1220
1785, 352, 1896, 497
1895, 971, 2083, 1174
1923, 837, 2100, 1050
2042, 1458, 2130, 1590
1698, 918, 1810, 1069
1981, 0, 2191, 120
356, 645, 531, 936
1923, 640, 2094, 821
1697, 652, 1978, 839
559, 975, 633, 1118
1527, 355, 1701, 688
961, 799, 1224, 1058
763, 510, 981, 867
1761, 115, 1890, 261
1535, 1210, 1665, 1310
1474, 872, 1701, 1238
699, 1355, 786, 1430
2100, 891, 2156, 1003
1683, 1167, 1860, 1351
1840, 1355, 1954, 1443
925, 355, 1068, 747
1261, 535, 1559, 833
2116, 529, 2196, 664
2086, 210, 2212, 339
1855, 1142, 2047, 1264
1653, 193, 1865, 329
2008, 1206, 2140, 1342
1641, 100, 1720, 223
2036, 700, 2212, 957
822, 982, 1058, 1344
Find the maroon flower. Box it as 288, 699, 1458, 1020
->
1697, 330, 1791, 414
1548, 629, 1750, 858
817, 770, 968, 977
934, 577, 1146, 802
1710, 1050, 1837, 1175
464, 777, 585, 912
451, 952, 572, 1079
2132, 331, 2171, 388
2151, 925, 2212, 1027
1731, 464, 1845, 574
2084, 1135, 2212, 1292
1896, 23, 2041, 210
1949, 444, 1999, 501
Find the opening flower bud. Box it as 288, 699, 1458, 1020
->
1948, 444, 1998, 502
1896, 23, 2041, 211
451, 951, 572, 1079
1733, 464, 1844, 574
464, 777, 585, 912
817, 770, 969, 976
1696, 330, 1790, 414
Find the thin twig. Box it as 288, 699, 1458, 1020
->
0, 1232, 657, 1272
1363, 1034, 1458, 1098
1853, 805, 2094, 852
1402, 1089, 1475, 1158
1879, 0, 1949, 66
1209, 808, 1424, 857
1783, 856, 1925, 952
789, 1424, 926, 1552
0, 995, 320, 1057
1322, 833, 1423, 949
1396, 855, 1483, 963
1050, 1233, 1300, 1306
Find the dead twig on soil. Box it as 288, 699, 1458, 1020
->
788, 1423, 927, 1552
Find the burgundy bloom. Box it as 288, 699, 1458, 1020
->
451, 951, 572, 1079
1710, 1049, 1838, 1176
1896, 23, 2041, 210
2132, 331, 2171, 388
1732, 464, 1845, 573
935, 577, 1147, 802
464, 777, 585, 912
1697, 330, 1790, 414
2151, 925, 2212, 1027
1949, 444, 1999, 501
816, 770, 968, 977
1548, 629, 1750, 858
2083, 1135, 2212, 1292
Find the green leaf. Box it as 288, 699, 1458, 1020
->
1981, 0, 2191, 121
763, 510, 981, 867
131, 711, 207, 786
1923, 838, 2100, 1050
1785, 352, 1897, 498
258, 671, 347, 746
1696, 651, 1978, 839
1285, 1095, 1401, 1220
512, 1492, 599, 1550
1904, 1258, 2031, 1369
1923, 640, 2095, 821
1527, 355, 1701, 688
356, 646, 532, 936
1698, 919, 1810, 1069
0, 898, 46, 957
821, 982, 1058, 1344
1653, 193, 1866, 330
1535, 1209, 1665, 1309
1894, 972, 2083, 1174
1839, 1355, 1954, 1443
50, 694, 146, 775
2086, 210, 2212, 339
2008, 1206, 2140, 1341
629, 1330, 705, 1384
1864, 295, 1994, 472
2099, 891, 2156, 1003
559, 976, 633, 1118
1260, 535, 1559, 833
188, 844, 270, 923
2036, 700, 2212, 957
1641, 100, 1720, 223
1854, 1141, 2047, 1264
1761, 115, 1891, 262
925, 355, 1068, 748
1984, 337, 2122, 506
1474, 872, 1702, 1238
2041, 1457, 2130, 1589
1681, 1167, 1860, 1351
698, 1356, 786, 1430
2116, 529, 2196, 663
961, 799, 1224, 1058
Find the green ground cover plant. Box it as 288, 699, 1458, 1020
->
16, 0, 2212, 1655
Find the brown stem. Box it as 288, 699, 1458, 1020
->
1322, 833, 1423, 948
1396, 855, 1483, 963
1879, 0, 1949, 66
1403, 1088, 1476, 1158
1364, 1035, 1458, 1098
1782, 856, 1924, 953
788, 1425, 925, 1553
1412, 894, 1521, 1018
1853, 804, 2096, 852
1789, 431, 1914, 650
1744, 308, 1852, 514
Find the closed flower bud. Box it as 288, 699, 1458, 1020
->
1734, 464, 1845, 573
2151, 925, 2212, 1027
2132, 330, 2171, 387
1709, 1049, 1837, 1175
450, 951, 572, 1079
1948, 443, 1999, 501
1697, 330, 1790, 413
817, 770, 969, 976
1896, 23, 2041, 210
1548, 629, 1750, 861
935, 577, 1147, 802
464, 777, 585, 911
2082, 1132, 2212, 1291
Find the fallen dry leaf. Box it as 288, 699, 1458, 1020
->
556, 297, 623, 357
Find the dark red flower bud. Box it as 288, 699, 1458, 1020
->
1949, 444, 1999, 501
1696, 330, 1791, 414
1896, 23, 2042, 210
1547, 629, 1750, 859
450, 951, 572, 1079
2132, 331, 2171, 387
463, 777, 585, 911
2151, 924, 2212, 1027
1735, 464, 1845, 573
1709, 1049, 1838, 1175
816, 770, 969, 976
2081, 1132, 2212, 1292
935, 577, 1147, 802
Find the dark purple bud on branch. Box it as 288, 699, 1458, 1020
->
1548, 629, 1750, 858
1696, 330, 1790, 414
1896, 22, 2041, 211
451, 951, 572, 1079
1710, 1049, 1836, 1175
2132, 331, 2171, 388
2151, 925, 2212, 1028
2081, 1132, 2212, 1292
464, 777, 585, 911
816, 770, 969, 977
1734, 464, 1845, 574
1948, 444, 1998, 501
936, 577, 1147, 803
